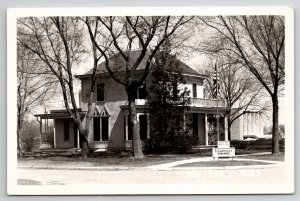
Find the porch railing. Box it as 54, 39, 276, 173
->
134, 98, 226, 108
189, 98, 226, 108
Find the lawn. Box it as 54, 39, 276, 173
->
18, 152, 203, 168
237, 152, 285, 161
18, 150, 284, 168
175, 160, 272, 168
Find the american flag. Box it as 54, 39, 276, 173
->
212, 63, 220, 99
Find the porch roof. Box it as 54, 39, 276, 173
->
34, 109, 86, 119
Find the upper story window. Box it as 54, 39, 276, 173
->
137, 84, 147, 99
132, 82, 147, 99
192, 83, 197, 98
96, 83, 104, 102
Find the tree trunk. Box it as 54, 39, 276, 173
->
17, 128, 21, 158
74, 118, 91, 158
271, 94, 280, 154
128, 96, 144, 158
85, 103, 95, 152
227, 115, 231, 141
81, 139, 89, 158
17, 110, 22, 158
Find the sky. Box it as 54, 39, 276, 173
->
24, 16, 286, 129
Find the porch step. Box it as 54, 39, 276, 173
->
29, 148, 82, 157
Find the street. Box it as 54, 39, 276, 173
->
16, 165, 291, 193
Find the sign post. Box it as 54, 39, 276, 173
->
212, 141, 235, 160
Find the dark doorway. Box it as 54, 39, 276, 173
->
192, 113, 198, 135
139, 115, 148, 140
73, 122, 78, 148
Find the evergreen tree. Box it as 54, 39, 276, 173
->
146, 51, 195, 153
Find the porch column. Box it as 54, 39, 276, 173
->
53, 119, 56, 148
137, 113, 140, 138
39, 117, 43, 148
248, 113, 251, 135
224, 115, 228, 141
259, 114, 263, 135
147, 113, 150, 139
250, 113, 253, 135
240, 114, 244, 140
255, 113, 259, 135
39, 117, 42, 135
243, 114, 247, 136
205, 114, 208, 146
125, 115, 128, 141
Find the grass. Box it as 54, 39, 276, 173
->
19, 152, 203, 167
237, 152, 285, 161
18, 150, 284, 168
175, 160, 272, 168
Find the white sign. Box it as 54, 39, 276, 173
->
217, 141, 230, 148
212, 147, 235, 158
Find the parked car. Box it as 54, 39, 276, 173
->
243, 134, 272, 141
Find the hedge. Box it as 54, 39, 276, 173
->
231, 138, 285, 151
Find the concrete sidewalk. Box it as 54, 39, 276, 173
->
146, 157, 283, 170
17, 152, 284, 171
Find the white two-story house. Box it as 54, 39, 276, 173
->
35, 50, 262, 151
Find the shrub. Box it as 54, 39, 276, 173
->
231, 139, 272, 150
20, 120, 41, 152
279, 138, 285, 150
144, 130, 198, 154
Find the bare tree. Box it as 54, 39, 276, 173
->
85, 16, 193, 158
201, 16, 285, 153
203, 57, 268, 140
17, 44, 57, 157
17, 17, 100, 158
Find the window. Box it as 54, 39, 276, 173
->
93, 117, 109, 141
132, 81, 147, 100
192, 83, 197, 98
124, 114, 148, 141
63, 119, 69, 141
96, 83, 104, 102
137, 84, 147, 99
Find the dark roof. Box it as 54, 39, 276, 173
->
76, 50, 206, 79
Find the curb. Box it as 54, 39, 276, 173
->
18, 162, 284, 171
18, 166, 137, 171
